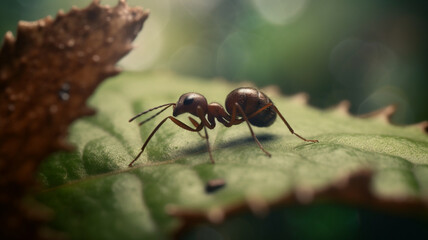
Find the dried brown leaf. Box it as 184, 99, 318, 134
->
0, 1, 148, 239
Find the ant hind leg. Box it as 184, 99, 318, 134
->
271, 105, 318, 143
234, 103, 272, 157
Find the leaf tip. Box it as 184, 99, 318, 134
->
290, 92, 309, 105
102, 65, 122, 78
17, 20, 33, 31
207, 207, 225, 224
2, 31, 15, 46
359, 104, 397, 123
331, 100, 351, 115
260, 85, 282, 97
294, 187, 315, 204
70, 5, 79, 12
56, 9, 65, 17
415, 120, 428, 134
246, 195, 269, 216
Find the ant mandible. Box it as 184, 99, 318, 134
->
128, 87, 318, 167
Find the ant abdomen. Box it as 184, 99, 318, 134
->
225, 87, 277, 127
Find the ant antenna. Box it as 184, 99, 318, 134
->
138, 104, 174, 126
129, 103, 175, 124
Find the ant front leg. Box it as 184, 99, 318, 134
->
232, 103, 272, 157
245, 103, 318, 143
189, 116, 215, 163
188, 116, 206, 139
203, 126, 215, 164
129, 116, 203, 167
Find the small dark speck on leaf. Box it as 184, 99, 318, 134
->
205, 178, 226, 193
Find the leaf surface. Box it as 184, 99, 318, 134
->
38, 71, 428, 239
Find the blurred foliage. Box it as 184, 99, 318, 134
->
1, 0, 427, 124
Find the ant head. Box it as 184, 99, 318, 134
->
173, 92, 208, 117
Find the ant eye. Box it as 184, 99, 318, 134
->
183, 96, 194, 105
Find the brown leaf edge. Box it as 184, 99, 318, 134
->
169, 170, 428, 239
336, 100, 427, 134
0, 1, 148, 239
268, 87, 427, 134
168, 95, 427, 239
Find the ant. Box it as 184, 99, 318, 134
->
128, 87, 318, 167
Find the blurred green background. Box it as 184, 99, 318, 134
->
1, 0, 427, 124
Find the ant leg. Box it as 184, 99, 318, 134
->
222, 104, 243, 127
169, 117, 204, 132
271, 105, 318, 143
225, 103, 274, 127
130, 117, 169, 167
189, 116, 214, 163
234, 103, 272, 157
204, 126, 215, 164
188, 116, 199, 128
129, 116, 203, 167
196, 106, 216, 129
189, 116, 206, 138
246, 103, 273, 119
239, 103, 318, 143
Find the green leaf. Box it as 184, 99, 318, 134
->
37, 71, 428, 239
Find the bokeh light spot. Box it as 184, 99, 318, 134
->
216, 32, 249, 80
178, 0, 222, 18
329, 39, 397, 88
168, 45, 214, 76
358, 86, 414, 123
251, 0, 308, 25
119, 18, 164, 71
